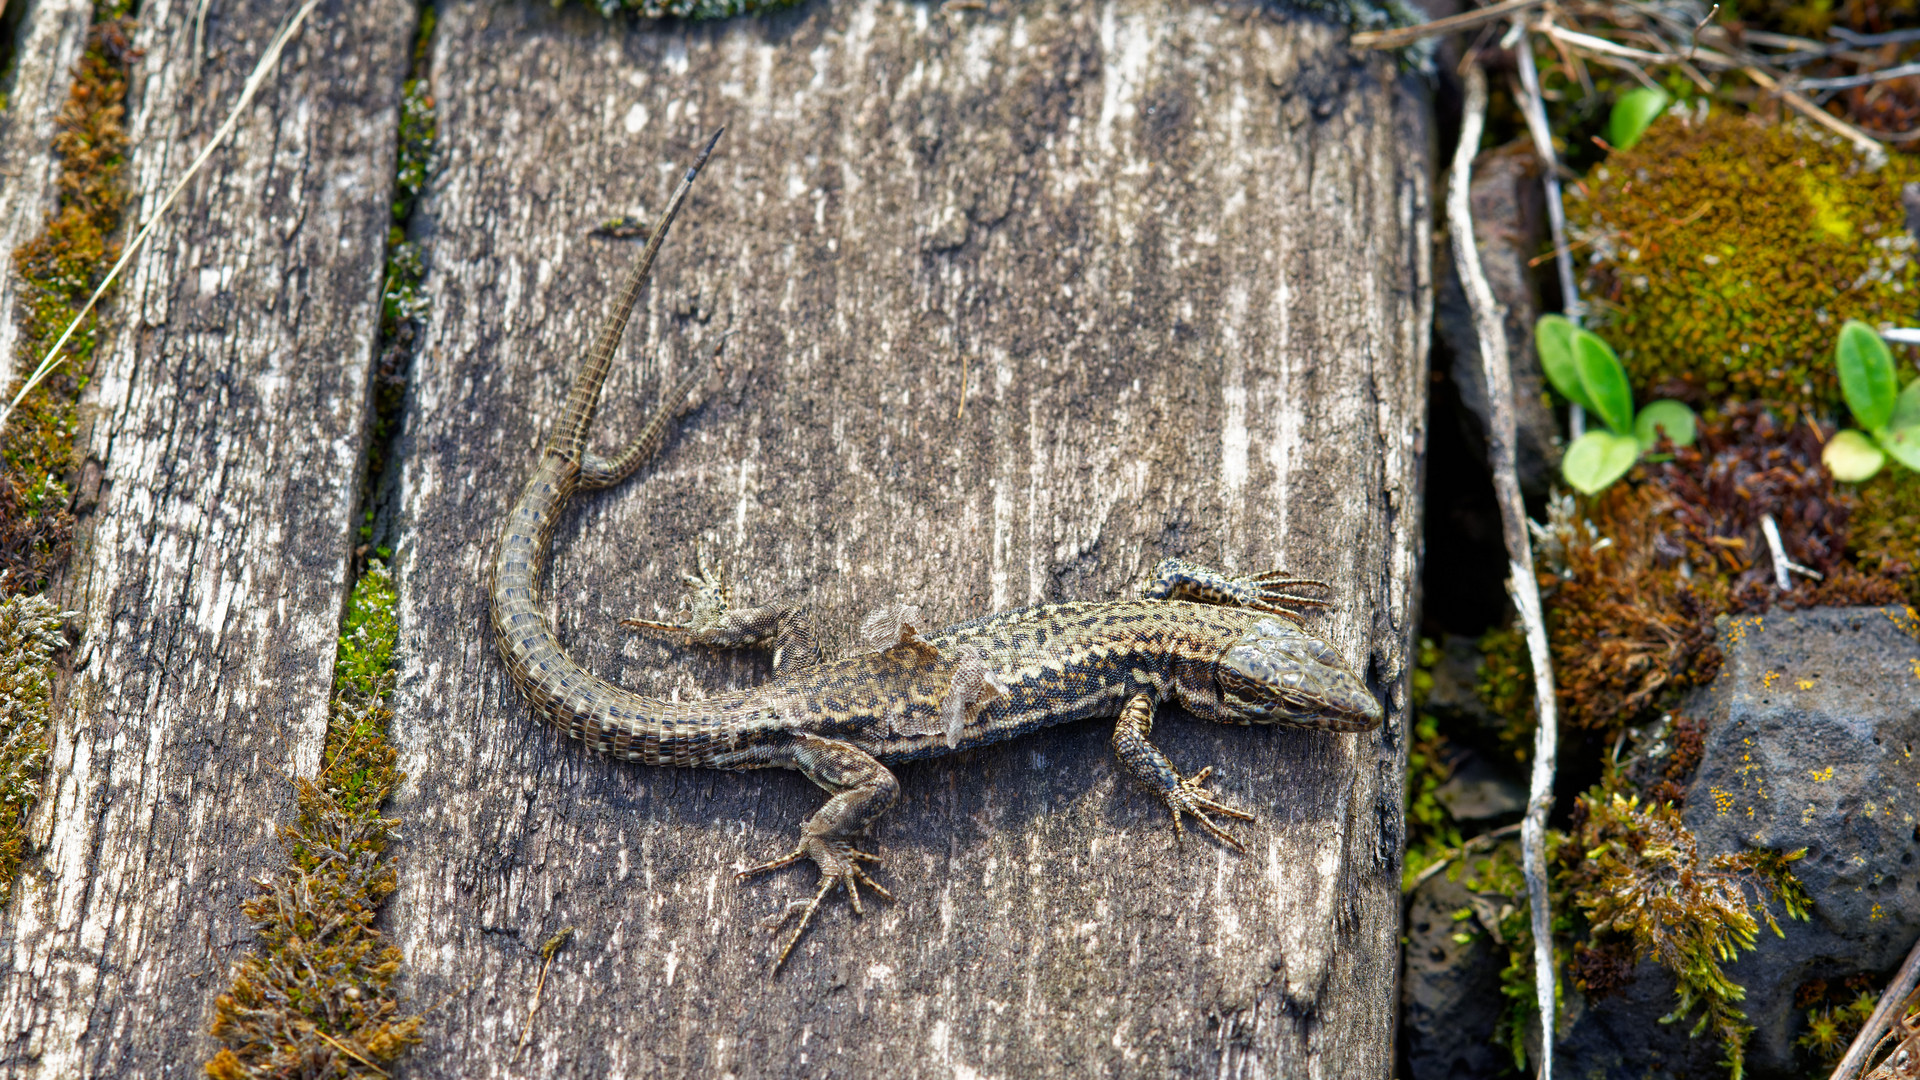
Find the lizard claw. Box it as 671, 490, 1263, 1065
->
618, 541, 733, 637
738, 835, 893, 971
1140, 557, 1331, 620
1158, 765, 1256, 852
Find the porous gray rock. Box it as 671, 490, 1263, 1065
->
1557, 605, 1920, 1079
1401, 856, 1514, 1080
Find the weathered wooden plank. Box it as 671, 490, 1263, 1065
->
0, 0, 413, 1072
0, 0, 93, 390
388, 1, 1428, 1075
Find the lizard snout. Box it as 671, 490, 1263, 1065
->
1216, 619, 1383, 732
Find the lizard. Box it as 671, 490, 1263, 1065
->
488, 129, 1386, 969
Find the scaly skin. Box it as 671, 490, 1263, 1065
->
489, 131, 1385, 970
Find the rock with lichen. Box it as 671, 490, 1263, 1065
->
1559, 605, 1920, 1079
1569, 112, 1920, 406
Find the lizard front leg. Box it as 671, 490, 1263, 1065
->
1141, 556, 1330, 620
740, 734, 899, 970
1111, 693, 1254, 851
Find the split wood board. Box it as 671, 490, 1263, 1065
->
388, 1, 1429, 1077
0, 0, 415, 1071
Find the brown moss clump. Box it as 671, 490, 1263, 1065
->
1523, 404, 1903, 733
1569, 112, 1920, 406
2, 14, 135, 594
1650, 404, 1899, 612
1643, 713, 1708, 807
1536, 481, 1728, 731
206, 564, 419, 1079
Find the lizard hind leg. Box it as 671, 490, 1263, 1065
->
618, 542, 823, 675
738, 735, 900, 971
1111, 693, 1255, 851
1140, 556, 1332, 620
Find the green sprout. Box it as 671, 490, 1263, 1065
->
1606, 87, 1670, 152
1822, 320, 1920, 482
1537, 315, 1699, 494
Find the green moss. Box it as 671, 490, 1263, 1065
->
206, 564, 420, 1079
1476, 621, 1535, 761
1795, 977, 1878, 1068
2, 12, 134, 595
1403, 638, 1465, 889
361, 13, 436, 538
1569, 113, 1920, 405
1849, 469, 1920, 605
1563, 793, 1810, 1079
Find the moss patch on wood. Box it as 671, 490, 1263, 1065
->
0, 590, 75, 906
206, 563, 420, 1079
1570, 113, 1920, 406
2, 9, 134, 595
206, 8, 436, 1076
0, 0, 132, 906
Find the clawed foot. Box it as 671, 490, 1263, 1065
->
739, 835, 895, 971
1235, 568, 1333, 619
1155, 765, 1256, 852
1141, 557, 1332, 621
618, 542, 734, 638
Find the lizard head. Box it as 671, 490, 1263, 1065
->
1212, 618, 1382, 732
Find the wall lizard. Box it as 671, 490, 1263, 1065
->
489, 130, 1385, 968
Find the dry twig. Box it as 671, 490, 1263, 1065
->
1450, 62, 1564, 1080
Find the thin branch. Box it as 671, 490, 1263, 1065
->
1512, 38, 1582, 327
1796, 62, 1920, 91
511, 927, 575, 1065
1451, 62, 1563, 1080
1408, 822, 1525, 891
1351, 0, 1549, 49
1830, 26, 1920, 47
1831, 933, 1920, 1080
0, 0, 323, 433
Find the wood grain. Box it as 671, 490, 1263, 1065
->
387, 1, 1429, 1076
0, 0, 412, 1071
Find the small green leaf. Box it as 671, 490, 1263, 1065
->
1876, 384, 1920, 472
1563, 431, 1642, 494
1634, 399, 1698, 450
1607, 87, 1671, 152
1535, 315, 1592, 411
1573, 330, 1635, 436
1891, 376, 1920, 430
1877, 424, 1920, 472
1836, 320, 1896, 430
1823, 428, 1886, 482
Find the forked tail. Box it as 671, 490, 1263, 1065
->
547, 127, 724, 466
490, 130, 762, 763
